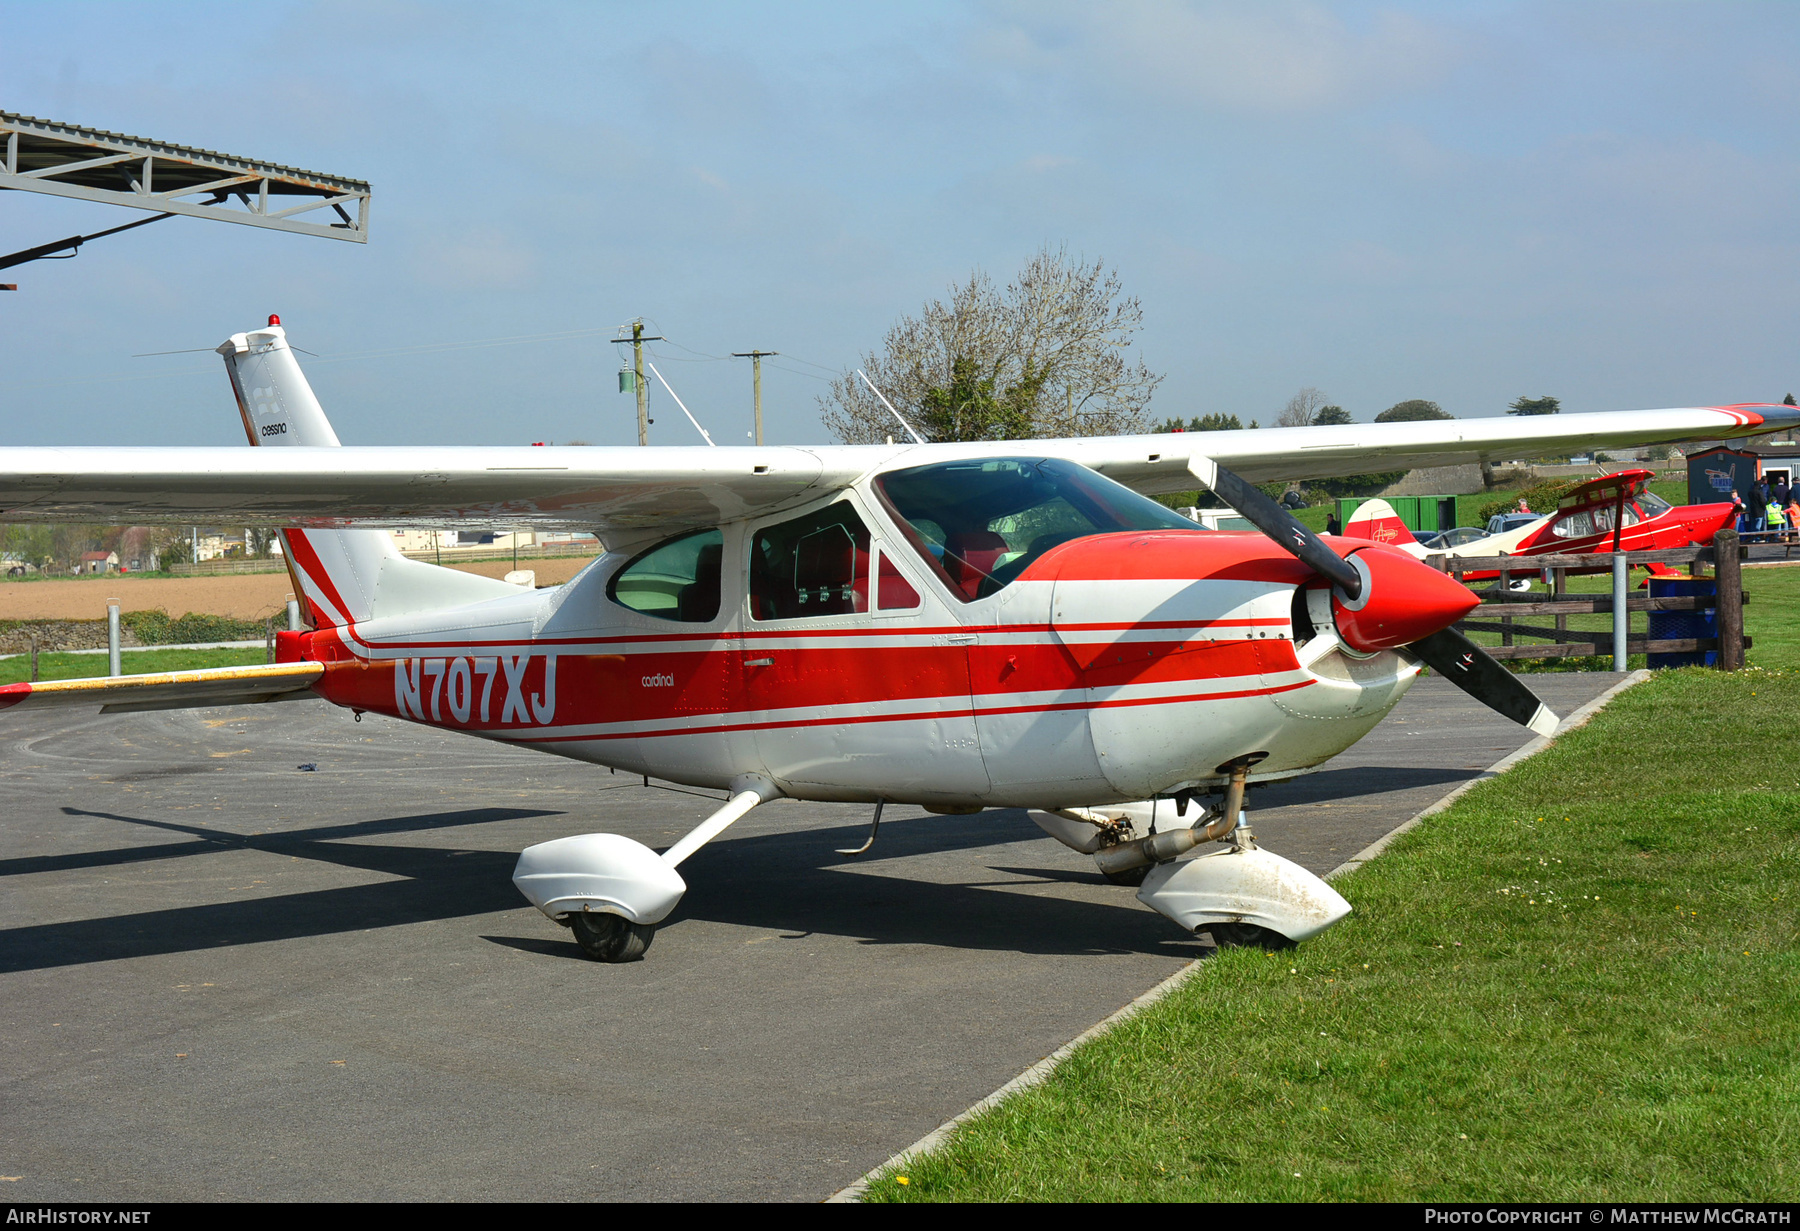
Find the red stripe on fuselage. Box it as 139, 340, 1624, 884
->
310, 631, 1300, 735
512, 676, 1314, 745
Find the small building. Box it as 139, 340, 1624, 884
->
389, 528, 459, 554
78, 550, 119, 574
1686, 443, 1800, 506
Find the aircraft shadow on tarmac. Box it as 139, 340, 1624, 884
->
0, 805, 1199, 972
0, 759, 1484, 973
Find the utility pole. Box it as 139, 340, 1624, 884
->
621, 320, 664, 446
732, 350, 778, 446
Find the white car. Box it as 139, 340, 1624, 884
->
1175, 506, 1259, 532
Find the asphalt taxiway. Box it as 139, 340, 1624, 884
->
0, 673, 1620, 1201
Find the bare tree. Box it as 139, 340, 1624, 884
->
820, 245, 1163, 443
1277, 386, 1328, 428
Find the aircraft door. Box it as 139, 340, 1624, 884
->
739, 499, 990, 801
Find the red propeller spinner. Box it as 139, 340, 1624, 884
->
1329, 546, 1480, 653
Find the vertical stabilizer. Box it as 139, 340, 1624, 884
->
218, 320, 342, 447
218, 317, 518, 629
1342, 498, 1418, 550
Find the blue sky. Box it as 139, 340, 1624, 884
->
3, 1, 1797, 448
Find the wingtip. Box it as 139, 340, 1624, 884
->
1528, 705, 1561, 738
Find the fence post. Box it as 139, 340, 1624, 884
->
1498, 565, 1514, 646
29, 635, 38, 683
1715, 528, 1744, 670
107, 600, 122, 678
264, 617, 274, 664
1611, 554, 1628, 672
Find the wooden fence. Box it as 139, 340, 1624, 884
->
1436, 530, 1747, 669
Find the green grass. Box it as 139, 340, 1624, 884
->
867, 667, 1800, 1201
1742, 565, 1800, 670
0, 647, 267, 685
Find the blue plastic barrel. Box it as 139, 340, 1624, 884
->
1646, 576, 1717, 668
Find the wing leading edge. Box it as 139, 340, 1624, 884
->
0, 404, 1789, 535
0, 661, 324, 715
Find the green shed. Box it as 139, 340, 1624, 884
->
1334, 495, 1458, 534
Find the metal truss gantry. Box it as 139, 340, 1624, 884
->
1, 111, 369, 242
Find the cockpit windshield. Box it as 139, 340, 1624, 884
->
1636, 492, 1673, 518
874, 457, 1197, 601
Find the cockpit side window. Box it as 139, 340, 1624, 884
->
607, 529, 724, 622
874, 457, 1197, 601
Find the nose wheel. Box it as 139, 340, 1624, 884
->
1203, 921, 1296, 952
569, 912, 656, 962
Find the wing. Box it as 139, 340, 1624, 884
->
0, 404, 1789, 533
1029, 403, 1797, 492
0, 445, 861, 534
0, 662, 323, 715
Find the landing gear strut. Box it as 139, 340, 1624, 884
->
513, 773, 782, 965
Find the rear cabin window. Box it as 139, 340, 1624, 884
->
607, 529, 723, 622
750, 502, 918, 620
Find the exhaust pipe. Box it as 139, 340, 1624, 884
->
1092, 761, 1253, 876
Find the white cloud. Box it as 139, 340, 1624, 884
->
411, 227, 540, 290
982, 0, 1458, 114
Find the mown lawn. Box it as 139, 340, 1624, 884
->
0, 647, 266, 686
867, 666, 1800, 1201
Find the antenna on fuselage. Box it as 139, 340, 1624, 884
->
856, 370, 927, 445
644, 359, 716, 447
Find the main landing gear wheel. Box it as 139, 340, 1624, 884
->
1204, 922, 1296, 952
570, 912, 656, 962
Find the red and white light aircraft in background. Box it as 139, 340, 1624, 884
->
2, 320, 1791, 961
1344, 468, 1737, 582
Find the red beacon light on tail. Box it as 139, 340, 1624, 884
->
268, 314, 281, 327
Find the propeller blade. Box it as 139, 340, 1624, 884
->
1185, 457, 1552, 735
1407, 627, 1560, 737
1189, 457, 1363, 597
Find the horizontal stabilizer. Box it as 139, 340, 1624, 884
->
0, 662, 323, 715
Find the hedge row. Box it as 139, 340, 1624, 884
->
119, 609, 271, 644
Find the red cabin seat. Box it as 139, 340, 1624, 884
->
942, 531, 1009, 601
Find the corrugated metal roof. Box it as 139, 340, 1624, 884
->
0, 111, 368, 191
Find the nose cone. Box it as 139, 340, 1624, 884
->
1333, 546, 1480, 653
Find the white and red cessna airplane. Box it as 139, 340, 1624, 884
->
2, 320, 1791, 961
